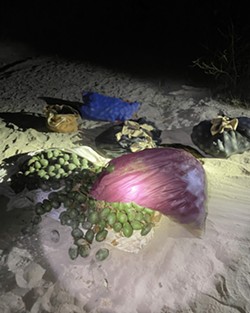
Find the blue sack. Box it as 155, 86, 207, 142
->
79, 91, 141, 122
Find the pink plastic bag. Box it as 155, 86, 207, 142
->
90, 148, 207, 230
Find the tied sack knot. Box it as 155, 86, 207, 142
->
210, 115, 238, 136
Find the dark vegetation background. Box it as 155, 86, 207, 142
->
0, 1, 249, 78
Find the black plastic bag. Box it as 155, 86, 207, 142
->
95, 118, 162, 158
191, 116, 250, 158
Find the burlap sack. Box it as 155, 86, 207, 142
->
44, 104, 80, 133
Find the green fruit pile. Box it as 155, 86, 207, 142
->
22, 149, 99, 180
10, 149, 101, 193
13, 148, 160, 262
31, 172, 159, 261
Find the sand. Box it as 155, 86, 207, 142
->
0, 41, 250, 313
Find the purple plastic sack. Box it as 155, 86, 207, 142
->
79, 91, 140, 122
90, 148, 207, 230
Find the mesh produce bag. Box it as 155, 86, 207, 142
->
80, 91, 140, 122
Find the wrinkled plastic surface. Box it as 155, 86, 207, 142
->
90, 148, 207, 229
191, 117, 250, 158
80, 92, 140, 122
95, 118, 162, 158
237, 117, 250, 140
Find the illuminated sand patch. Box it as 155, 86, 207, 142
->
31, 152, 250, 312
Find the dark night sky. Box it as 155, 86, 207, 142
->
0, 1, 249, 72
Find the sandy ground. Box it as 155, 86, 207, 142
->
0, 41, 250, 313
